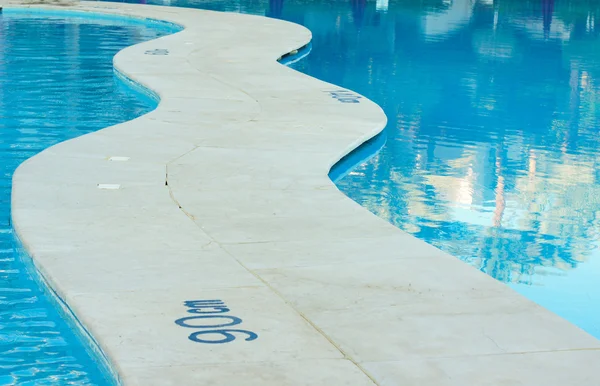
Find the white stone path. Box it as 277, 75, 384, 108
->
8, 2, 600, 385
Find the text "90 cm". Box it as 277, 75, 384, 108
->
174, 300, 258, 344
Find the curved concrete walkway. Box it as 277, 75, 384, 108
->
9, 2, 600, 385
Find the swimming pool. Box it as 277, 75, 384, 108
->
104, 0, 600, 338
0, 10, 177, 384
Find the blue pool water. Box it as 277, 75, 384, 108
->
0, 10, 176, 384
106, 0, 600, 338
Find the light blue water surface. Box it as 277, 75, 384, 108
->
0, 10, 177, 385
107, 0, 600, 338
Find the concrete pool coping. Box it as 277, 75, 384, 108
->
7, 1, 600, 384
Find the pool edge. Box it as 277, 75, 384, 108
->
9, 1, 600, 385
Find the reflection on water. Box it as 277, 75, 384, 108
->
102, 0, 600, 337
332, 0, 600, 337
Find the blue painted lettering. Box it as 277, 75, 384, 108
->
326, 89, 362, 103
175, 300, 258, 344
188, 329, 258, 344
175, 315, 242, 328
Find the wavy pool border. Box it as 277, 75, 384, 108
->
13, 237, 120, 385
2, 7, 182, 385
8, 1, 600, 385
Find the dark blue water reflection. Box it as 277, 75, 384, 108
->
0, 11, 175, 384
103, 0, 600, 337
